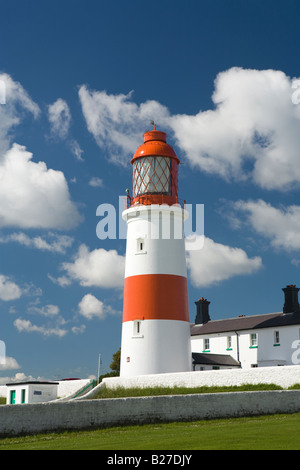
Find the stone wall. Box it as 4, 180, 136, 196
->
0, 390, 300, 437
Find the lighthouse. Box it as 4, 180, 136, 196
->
120, 126, 191, 377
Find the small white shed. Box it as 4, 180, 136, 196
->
6, 381, 59, 405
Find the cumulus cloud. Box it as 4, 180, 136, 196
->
61, 244, 125, 288
78, 294, 106, 320
171, 67, 300, 189
0, 144, 82, 229
48, 98, 71, 139
78, 86, 170, 163
27, 303, 60, 317
231, 199, 300, 251
0, 232, 74, 254
0, 274, 22, 301
186, 236, 262, 287
88, 176, 103, 188
0, 72, 40, 154
79, 68, 300, 190
47, 274, 72, 288
14, 318, 67, 337
0, 357, 21, 372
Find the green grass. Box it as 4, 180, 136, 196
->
0, 413, 300, 450
90, 382, 294, 399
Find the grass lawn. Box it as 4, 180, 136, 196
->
1, 413, 300, 450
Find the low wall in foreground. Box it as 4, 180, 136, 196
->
0, 390, 300, 437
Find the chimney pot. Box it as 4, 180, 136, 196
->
195, 297, 211, 324
282, 284, 300, 313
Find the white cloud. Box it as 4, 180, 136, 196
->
232, 199, 300, 251
48, 98, 71, 139
27, 303, 60, 317
78, 294, 105, 320
14, 318, 67, 337
79, 69, 300, 190
0, 72, 40, 155
187, 236, 262, 287
0, 144, 82, 229
172, 67, 300, 190
48, 99, 85, 161
0, 357, 21, 372
88, 176, 103, 188
61, 244, 125, 288
78, 86, 170, 163
0, 274, 22, 301
71, 324, 86, 334
47, 274, 72, 288
69, 139, 84, 161
0, 232, 74, 254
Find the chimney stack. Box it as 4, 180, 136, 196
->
282, 285, 300, 313
195, 297, 211, 324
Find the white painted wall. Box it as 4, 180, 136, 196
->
1, 390, 300, 437
102, 365, 300, 390
120, 320, 191, 376
121, 204, 191, 377
0, 379, 92, 400
123, 204, 188, 278
6, 383, 58, 404
191, 324, 300, 369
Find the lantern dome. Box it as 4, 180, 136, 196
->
130, 129, 180, 206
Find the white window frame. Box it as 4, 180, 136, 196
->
274, 330, 280, 345
250, 333, 258, 348
133, 320, 144, 338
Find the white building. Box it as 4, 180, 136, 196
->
191, 285, 300, 370
6, 381, 58, 404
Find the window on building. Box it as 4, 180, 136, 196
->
203, 338, 210, 351
250, 333, 258, 348
227, 336, 232, 350
274, 330, 280, 345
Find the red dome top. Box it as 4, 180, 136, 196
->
131, 130, 179, 163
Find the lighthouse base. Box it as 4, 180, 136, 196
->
120, 320, 192, 377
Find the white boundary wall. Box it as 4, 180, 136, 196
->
101, 365, 300, 391
0, 390, 300, 437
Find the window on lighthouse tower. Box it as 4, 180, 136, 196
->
136, 237, 145, 253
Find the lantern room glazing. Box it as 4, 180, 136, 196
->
130, 129, 180, 206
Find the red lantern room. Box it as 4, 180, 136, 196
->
130, 126, 180, 206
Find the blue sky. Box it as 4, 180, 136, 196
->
1, 0, 300, 382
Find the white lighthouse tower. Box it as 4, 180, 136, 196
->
120, 126, 191, 377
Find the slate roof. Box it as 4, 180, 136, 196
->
192, 352, 240, 367
191, 310, 300, 336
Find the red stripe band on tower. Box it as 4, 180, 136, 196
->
123, 274, 190, 322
